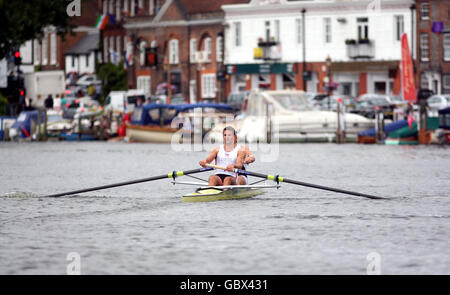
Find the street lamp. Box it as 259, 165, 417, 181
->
301, 8, 306, 91
325, 55, 332, 110
410, 4, 416, 72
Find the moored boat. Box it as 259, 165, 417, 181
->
125, 103, 233, 143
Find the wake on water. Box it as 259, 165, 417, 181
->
2, 191, 40, 198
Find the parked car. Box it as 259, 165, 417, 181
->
63, 97, 102, 119
104, 89, 147, 116
226, 91, 249, 112
427, 95, 450, 111
356, 94, 395, 119
76, 74, 102, 87
388, 96, 407, 108
316, 95, 359, 113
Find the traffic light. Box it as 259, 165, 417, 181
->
145, 47, 157, 67
14, 51, 22, 66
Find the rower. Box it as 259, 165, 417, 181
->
199, 126, 245, 186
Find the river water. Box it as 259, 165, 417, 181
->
0, 142, 449, 274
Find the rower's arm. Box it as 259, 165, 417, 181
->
233, 150, 245, 170
199, 148, 219, 167
244, 146, 255, 164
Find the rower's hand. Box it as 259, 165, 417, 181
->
199, 160, 207, 168
225, 164, 235, 172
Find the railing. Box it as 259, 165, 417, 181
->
346, 39, 375, 59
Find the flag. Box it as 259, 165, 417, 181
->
107, 13, 116, 25
95, 14, 109, 30
401, 33, 416, 103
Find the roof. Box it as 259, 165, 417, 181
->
179, 0, 249, 14
65, 32, 99, 55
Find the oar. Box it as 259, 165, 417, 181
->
206, 164, 386, 200
43, 167, 213, 198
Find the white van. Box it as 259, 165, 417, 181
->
104, 89, 146, 116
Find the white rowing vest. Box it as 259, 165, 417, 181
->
215, 144, 240, 177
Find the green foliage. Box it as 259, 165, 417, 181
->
0, 0, 72, 59
0, 92, 7, 116
97, 61, 128, 105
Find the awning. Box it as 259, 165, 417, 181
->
329, 61, 399, 72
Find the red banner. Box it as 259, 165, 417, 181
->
401, 33, 417, 103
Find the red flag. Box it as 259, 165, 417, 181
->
401, 33, 417, 103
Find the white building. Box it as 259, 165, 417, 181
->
222, 0, 415, 97
65, 31, 101, 75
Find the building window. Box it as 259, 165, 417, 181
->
110, 36, 115, 64
34, 40, 41, 65
86, 54, 90, 67
149, 0, 154, 15
420, 3, 429, 20
216, 36, 223, 62
205, 37, 212, 62
169, 39, 179, 64
296, 18, 302, 44
116, 36, 122, 60
116, 0, 121, 20
443, 75, 450, 90
443, 33, 450, 62
234, 22, 241, 47
420, 73, 428, 89
202, 73, 216, 99
395, 15, 404, 41
104, 37, 109, 63
50, 33, 57, 65
324, 18, 331, 43
265, 21, 271, 41
130, 0, 135, 16
137, 76, 151, 96
109, 0, 114, 15
42, 34, 48, 65
124, 0, 128, 14
275, 20, 280, 42
190, 38, 197, 63
138, 0, 143, 15
357, 17, 369, 40
72, 56, 75, 68
420, 33, 429, 62
140, 41, 146, 66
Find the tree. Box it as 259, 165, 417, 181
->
97, 61, 128, 104
0, 0, 72, 59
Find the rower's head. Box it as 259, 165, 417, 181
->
223, 126, 237, 144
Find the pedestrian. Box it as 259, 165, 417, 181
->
24, 96, 33, 111
44, 94, 54, 109
61, 95, 67, 110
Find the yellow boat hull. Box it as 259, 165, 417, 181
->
182, 187, 264, 203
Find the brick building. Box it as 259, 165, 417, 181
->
415, 0, 450, 94
100, 0, 247, 103
30, 0, 102, 73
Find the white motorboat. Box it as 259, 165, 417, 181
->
205, 90, 375, 143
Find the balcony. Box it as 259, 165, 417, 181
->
346, 39, 375, 59
255, 38, 281, 61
